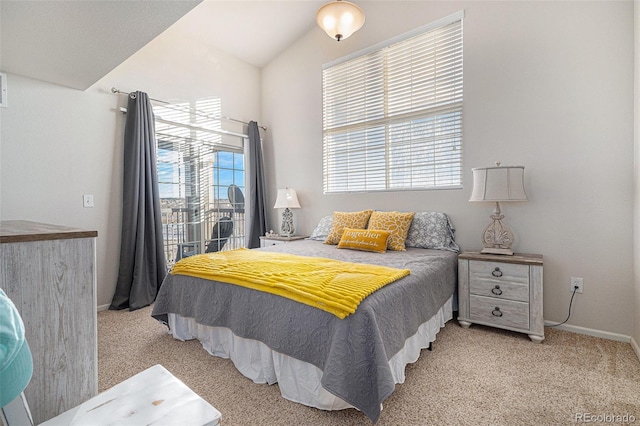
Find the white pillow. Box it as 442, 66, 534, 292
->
308, 216, 333, 241
405, 212, 460, 252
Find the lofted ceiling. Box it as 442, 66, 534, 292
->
0, 0, 328, 90
174, 1, 326, 69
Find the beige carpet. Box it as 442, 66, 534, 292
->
98, 306, 640, 425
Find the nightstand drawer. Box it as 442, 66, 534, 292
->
259, 235, 309, 248
469, 279, 529, 302
469, 295, 529, 330
261, 239, 285, 247
469, 260, 529, 285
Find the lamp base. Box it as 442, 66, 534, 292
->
480, 202, 515, 256
280, 208, 295, 237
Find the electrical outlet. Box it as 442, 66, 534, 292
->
570, 277, 583, 294
83, 194, 94, 208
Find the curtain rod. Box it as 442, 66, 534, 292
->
111, 87, 267, 131
157, 117, 248, 139
117, 106, 248, 139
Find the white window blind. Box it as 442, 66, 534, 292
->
322, 13, 463, 193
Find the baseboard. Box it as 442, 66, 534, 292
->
97, 304, 110, 312
544, 321, 631, 343
631, 336, 640, 362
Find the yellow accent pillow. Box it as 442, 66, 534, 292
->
337, 228, 391, 253
367, 211, 415, 251
324, 210, 374, 245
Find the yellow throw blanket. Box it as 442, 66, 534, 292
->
171, 248, 410, 319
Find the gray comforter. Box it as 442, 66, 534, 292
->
151, 240, 457, 423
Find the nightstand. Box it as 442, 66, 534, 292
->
457, 251, 544, 343
259, 235, 309, 247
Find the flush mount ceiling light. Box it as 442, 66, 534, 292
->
316, 0, 365, 42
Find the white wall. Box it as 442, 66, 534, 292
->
262, 1, 635, 336
0, 74, 121, 308
0, 23, 261, 308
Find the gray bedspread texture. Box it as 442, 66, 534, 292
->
151, 240, 457, 423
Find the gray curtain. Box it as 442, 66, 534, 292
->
110, 91, 167, 311
246, 121, 268, 248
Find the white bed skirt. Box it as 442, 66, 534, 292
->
168, 295, 454, 411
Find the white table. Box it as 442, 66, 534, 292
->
40, 365, 221, 425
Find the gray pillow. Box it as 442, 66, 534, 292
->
308, 215, 333, 241
405, 212, 460, 252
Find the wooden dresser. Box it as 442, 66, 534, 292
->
0, 221, 98, 424
457, 251, 544, 343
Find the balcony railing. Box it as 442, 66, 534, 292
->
161, 201, 245, 268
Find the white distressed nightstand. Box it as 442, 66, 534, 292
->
259, 235, 309, 247
457, 251, 544, 343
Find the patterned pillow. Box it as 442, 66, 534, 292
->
367, 211, 415, 251
324, 210, 374, 245
337, 228, 391, 253
308, 216, 333, 241
405, 212, 460, 252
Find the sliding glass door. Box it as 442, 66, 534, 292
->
154, 99, 245, 266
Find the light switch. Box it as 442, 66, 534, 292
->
83, 195, 94, 208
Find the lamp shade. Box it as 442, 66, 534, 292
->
273, 188, 301, 209
316, 0, 365, 42
469, 165, 528, 202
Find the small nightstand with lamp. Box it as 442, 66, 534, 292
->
458, 162, 545, 343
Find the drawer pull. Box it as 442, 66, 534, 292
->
492, 267, 503, 278
492, 307, 503, 317
491, 285, 503, 295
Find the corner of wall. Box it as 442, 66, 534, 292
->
633, 0, 640, 354
632, 336, 640, 362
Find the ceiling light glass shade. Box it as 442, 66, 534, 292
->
316, 0, 365, 42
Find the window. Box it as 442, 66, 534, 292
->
322, 12, 463, 193
155, 99, 245, 266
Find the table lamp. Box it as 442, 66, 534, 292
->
469, 162, 528, 255
273, 188, 301, 237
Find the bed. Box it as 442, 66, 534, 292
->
151, 212, 459, 423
